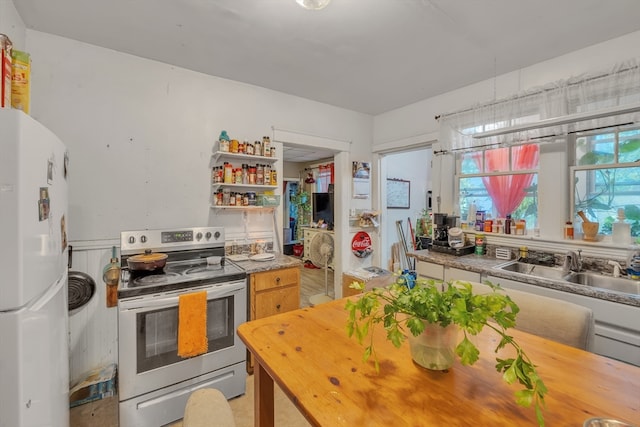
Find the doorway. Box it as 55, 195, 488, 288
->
378, 146, 433, 271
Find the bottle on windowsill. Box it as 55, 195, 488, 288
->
564, 221, 574, 240
612, 208, 631, 245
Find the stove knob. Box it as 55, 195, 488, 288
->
141, 235, 147, 243
214, 231, 221, 240
196, 232, 203, 241
205, 232, 212, 240
128, 236, 135, 244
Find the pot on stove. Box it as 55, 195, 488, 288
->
127, 249, 168, 271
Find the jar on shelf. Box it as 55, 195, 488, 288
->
222, 189, 230, 206
249, 166, 257, 184
223, 162, 233, 184
264, 164, 271, 184
246, 142, 254, 155
270, 169, 277, 186
235, 192, 242, 206
262, 136, 271, 157
215, 190, 223, 206
256, 164, 264, 185
219, 139, 229, 152
230, 139, 239, 153
242, 164, 249, 184
239, 140, 247, 154
229, 192, 236, 206
234, 168, 243, 184
254, 140, 262, 157
516, 219, 526, 235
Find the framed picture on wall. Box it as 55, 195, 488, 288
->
387, 178, 410, 209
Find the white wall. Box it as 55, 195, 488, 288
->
382, 149, 431, 270
19, 29, 373, 381
25, 30, 373, 243
0, 0, 25, 48
374, 30, 640, 251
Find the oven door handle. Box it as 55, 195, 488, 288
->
119, 280, 245, 311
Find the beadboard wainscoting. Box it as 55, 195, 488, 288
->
68, 241, 120, 386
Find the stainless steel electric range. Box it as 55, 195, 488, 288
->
117, 226, 247, 427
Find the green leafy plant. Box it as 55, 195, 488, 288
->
290, 189, 311, 240
345, 279, 548, 426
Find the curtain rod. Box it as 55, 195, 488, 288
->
435, 62, 640, 122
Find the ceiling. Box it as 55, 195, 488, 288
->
14, 0, 640, 162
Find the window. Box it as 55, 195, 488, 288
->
571, 127, 640, 238
458, 144, 539, 229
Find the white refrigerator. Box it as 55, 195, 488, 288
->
0, 109, 69, 427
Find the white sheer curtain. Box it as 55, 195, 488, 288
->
439, 59, 640, 151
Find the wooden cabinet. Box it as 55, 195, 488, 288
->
247, 266, 300, 372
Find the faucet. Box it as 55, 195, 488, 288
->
563, 250, 582, 274
607, 260, 625, 278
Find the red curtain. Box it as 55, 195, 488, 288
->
476, 145, 538, 218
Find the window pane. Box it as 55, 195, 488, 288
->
573, 166, 640, 237
575, 133, 615, 165
484, 147, 509, 172
511, 144, 539, 171
460, 152, 481, 174
459, 175, 538, 228
619, 130, 640, 163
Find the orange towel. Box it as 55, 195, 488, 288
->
178, 291, 208, 358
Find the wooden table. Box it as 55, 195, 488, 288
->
238, 298, 640, 426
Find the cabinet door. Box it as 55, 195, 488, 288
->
416, 261, 444, 281
253, 268, 299, 293
255, 286, 300, 319
444, 267, 481, 283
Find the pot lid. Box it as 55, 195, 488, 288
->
129, 251, 168, 262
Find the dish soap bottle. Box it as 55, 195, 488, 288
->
612, 208, 631, 245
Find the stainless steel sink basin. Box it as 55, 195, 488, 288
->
494, 261, 568, 280
563, 272, 640, 295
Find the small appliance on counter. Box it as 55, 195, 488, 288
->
429, 213, 474, 256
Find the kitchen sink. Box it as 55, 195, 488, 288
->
494, 261, 568, 280
563, 272, 640, 295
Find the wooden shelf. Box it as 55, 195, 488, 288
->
211, 183, 278, 192
210, 205, 275, 211
212, 151, 278, 164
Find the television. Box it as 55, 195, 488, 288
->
312, 192, 334, 227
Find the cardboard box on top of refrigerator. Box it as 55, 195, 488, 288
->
11, 49, 30, 114
69, 363, 117, 408
0, 34, 12, 108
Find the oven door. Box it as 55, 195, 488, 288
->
117, 279, 246, 401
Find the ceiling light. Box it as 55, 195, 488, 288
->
296, 0, 331, 10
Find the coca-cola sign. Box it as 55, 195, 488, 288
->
351, 231, 373, 258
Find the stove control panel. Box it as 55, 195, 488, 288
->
120, 226, 225, 255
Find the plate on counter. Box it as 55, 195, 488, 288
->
249, 253, 276, 262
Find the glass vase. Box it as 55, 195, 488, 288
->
407, 321, 458, 371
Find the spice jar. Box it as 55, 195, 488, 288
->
249, 166, 257, 184
223, 162, 233, 184
564, 221, 574, 239
516, 219, 526, 235
484, 219, 493, 233
474, 233, 486, 255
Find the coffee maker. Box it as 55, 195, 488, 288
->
430, 213, 475, 256
432, 213, 458, 247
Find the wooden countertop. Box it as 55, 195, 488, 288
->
238, 297, 640, 426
